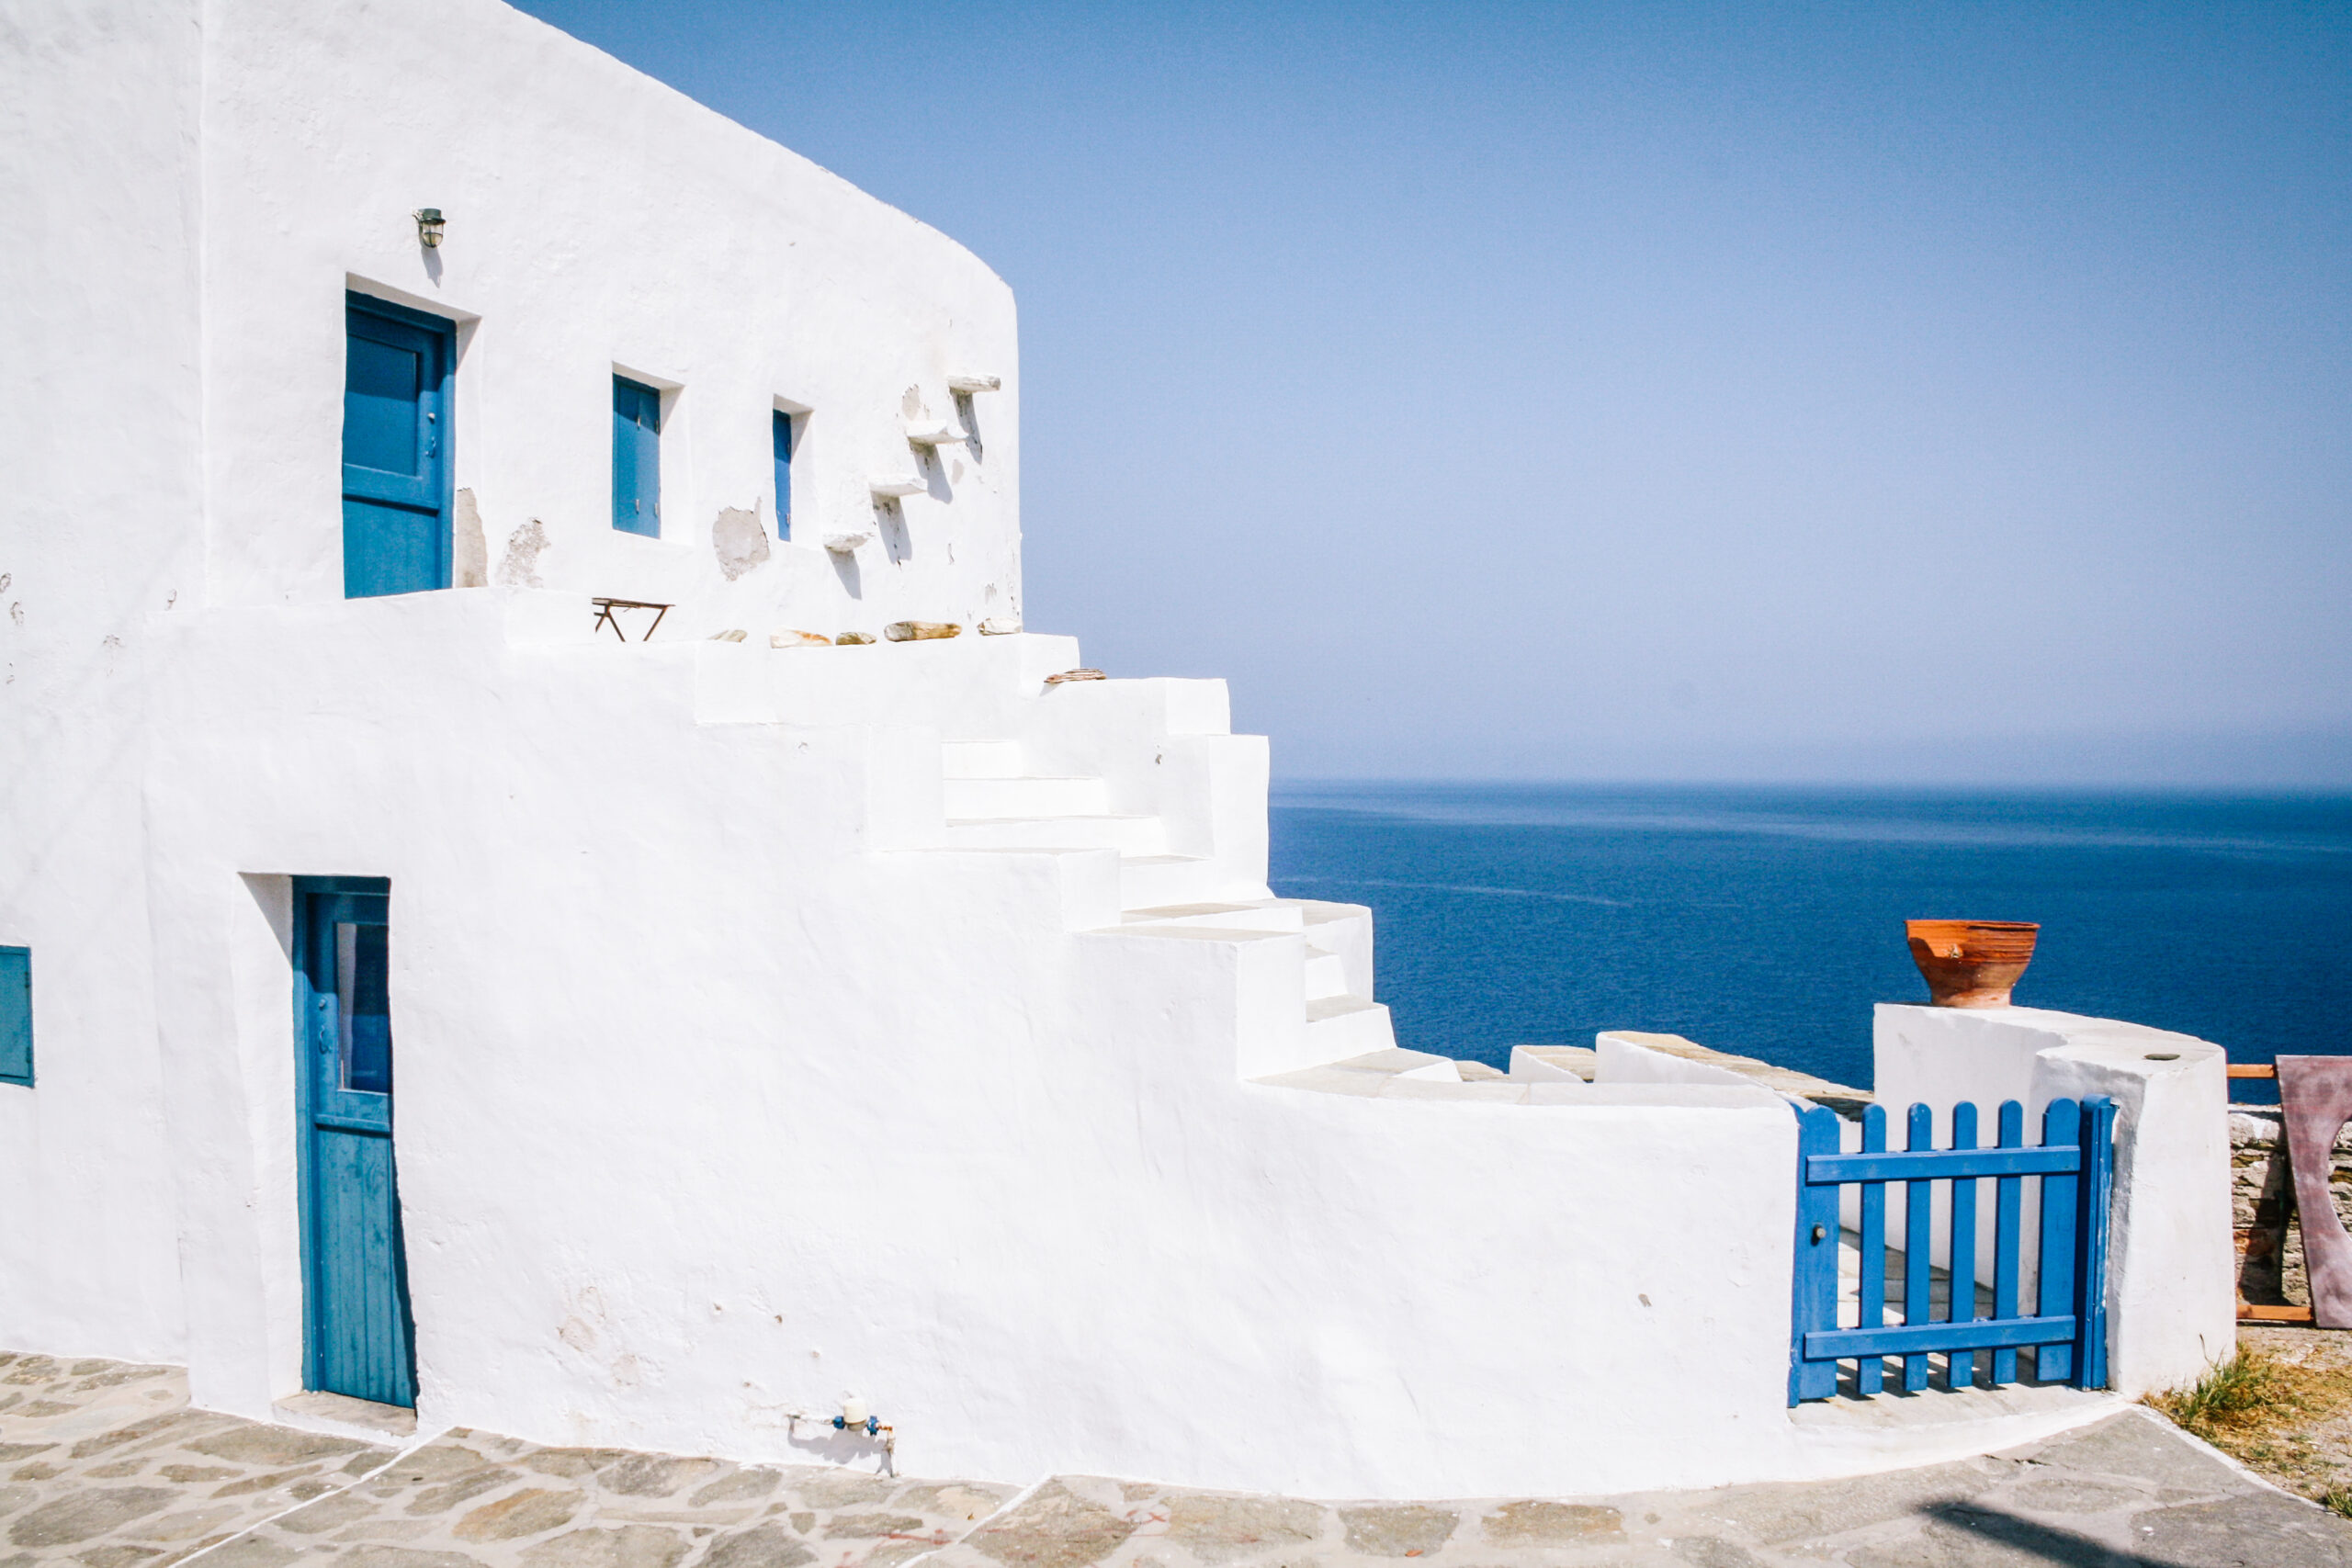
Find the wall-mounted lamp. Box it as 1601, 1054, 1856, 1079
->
413, 209, 447, 248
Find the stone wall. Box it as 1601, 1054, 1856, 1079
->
2230, 1106, 2352, 1307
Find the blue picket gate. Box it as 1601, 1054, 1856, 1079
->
1790, 1096, 2116, 1404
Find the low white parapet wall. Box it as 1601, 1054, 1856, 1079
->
1874, 1005, 2234, 1398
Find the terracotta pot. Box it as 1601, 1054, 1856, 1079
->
1905, 919, 2039, 1009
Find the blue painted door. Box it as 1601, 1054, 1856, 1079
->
612, 377, 662, 536
343, 297, 452, 598
773, 410, 794, 540
295, 879, 416, 1408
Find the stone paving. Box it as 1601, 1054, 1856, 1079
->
7, 1351, 2352, 1568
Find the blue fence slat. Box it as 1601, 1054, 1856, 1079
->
1857, 1103, 1888, 1397
2074, 1097, 2116, 1390
2036, 1098, 2081, 1384
1948, 1101, 1979, 1391
1903, 1103, 1934, 1393
1790, 1091, 2111, 1406
1790, 1104, 1843, 1404
1993, 1100, 2024, 1384
1807, 1146, 2079, 1181
1805, 1314, 2078, 1359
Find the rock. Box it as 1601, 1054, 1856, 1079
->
821, 1513, 925, 1539
708, 629, 749, 643
1456, 1061, 1507, 1081
1043, 669, 1104, 684
198, 1538, 301, 1568
1338, 1505, 1459, 1557
977, 618, 1022, 636
889, 1482, 1012, 1520
455, 1486, 586, 1540
1480, 1501, 1625, 1545
341, 1549, 489, 1568
699, 1523, 815, 1568
688, 1470, 781, 1508
788, 1472, 893, 1509
770, 630, 831, 649
1164, 1494, 1323, 1562
883, 622, 959, 641
834, 632, 876, 646
603, 1455, 718, 1497
518, 1524, 692, 1568
964, 1479, 1135, 1568
8, 1488, 178, 1548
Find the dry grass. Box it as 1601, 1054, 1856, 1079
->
2145, 1337, 2352, 1507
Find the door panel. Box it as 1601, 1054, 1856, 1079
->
343, 298, 451, 597
296, 881, 415, 1408
612, 376, 662, 536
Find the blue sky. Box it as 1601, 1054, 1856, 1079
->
514, 1, 2351, 785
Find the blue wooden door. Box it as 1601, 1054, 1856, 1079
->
295, 879, 416, 1408
612, 376, 662, 536
343, 297, 452, 598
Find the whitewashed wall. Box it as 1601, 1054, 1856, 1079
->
1873, 1005, 2235, 1397
141, 589, 2069, 1497
201, 0, 1022, 633
0, 0, 206, 1364
3, 0, 1014, 1360
2, 0, 2188, 1501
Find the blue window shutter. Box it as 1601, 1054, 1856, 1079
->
0, 947, 30, 1086
612, 377, 662, 536
773, 411, 793, 540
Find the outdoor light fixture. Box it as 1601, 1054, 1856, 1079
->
413, 209, 446, 248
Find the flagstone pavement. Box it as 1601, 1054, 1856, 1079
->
5, 1350, 2349, 1567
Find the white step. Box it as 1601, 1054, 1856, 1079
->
1121, 900, 1306, 935
1118, 854, 1226, 908
1302, 951, 1349, 1002
944, 775, 1111, 818
1303, 995, 1396, 1058
946, 815, 1168, 854
941, 739, 1025, 778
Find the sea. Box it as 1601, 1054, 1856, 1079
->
1267, 784, 2352, 1105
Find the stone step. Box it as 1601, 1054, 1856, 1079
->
1302, 994, 1396, 1058
1302, 950, 1349, 1001
946, 815, 1168, 854
940, 739, 1025, 778
943, 775, 1111, 818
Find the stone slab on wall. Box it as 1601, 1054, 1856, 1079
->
2230, 1105, 2352, 1308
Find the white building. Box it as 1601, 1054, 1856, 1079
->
1, 0, 2233, 1498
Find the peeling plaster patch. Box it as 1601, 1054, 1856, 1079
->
7, 604, 20, 626
498, 520, 548, 588
712, 505, 770, 581
453, 490, 489, 588
899, 385, 922, 420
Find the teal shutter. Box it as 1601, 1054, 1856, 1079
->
612, 377, 662, 536
0, 947, 30, 1086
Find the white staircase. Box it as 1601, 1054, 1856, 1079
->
940, 738, 1396, 1062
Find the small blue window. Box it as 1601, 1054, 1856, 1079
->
612, 376, 662, 536
773, 410, 794, 541
0, 947, 30, 1087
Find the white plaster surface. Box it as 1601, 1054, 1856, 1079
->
1872, 1005, 2235, 1397
0, 0, 2233, 1503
